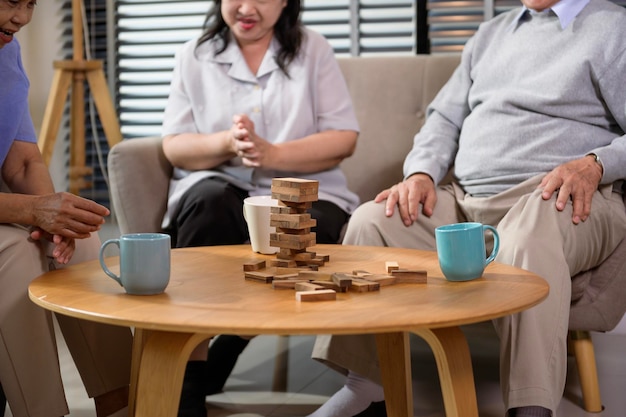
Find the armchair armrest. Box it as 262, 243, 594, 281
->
108, 136, 172, 234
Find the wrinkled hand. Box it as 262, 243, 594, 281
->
31, 192, 109, 239
30, 228, 76, 264
230, 114, 274, 167
539, 155, 603, 224
375, 174, 437, 226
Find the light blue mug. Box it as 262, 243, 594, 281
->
99, 233, 171, 295
435, 222, 500, 282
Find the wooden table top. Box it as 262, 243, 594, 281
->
29, 244, 548, 336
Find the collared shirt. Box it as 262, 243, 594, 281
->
509, 0, 590, 31
161, 27, 360, 228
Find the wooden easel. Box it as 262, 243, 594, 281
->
37, 0, 122, 194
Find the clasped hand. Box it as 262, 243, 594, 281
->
229, 114, 274, 167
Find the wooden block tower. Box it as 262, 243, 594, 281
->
269, 178, 320, 268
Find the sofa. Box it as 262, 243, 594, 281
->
108, 54, 626, 413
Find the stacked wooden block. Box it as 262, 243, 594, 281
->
268, 178, 327, 268
242, 178, 428, 301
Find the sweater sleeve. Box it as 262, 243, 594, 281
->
402, 36, 473, 185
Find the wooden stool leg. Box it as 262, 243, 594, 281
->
570, 330, 603, 412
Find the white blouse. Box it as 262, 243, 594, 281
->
161, 28, 360, 228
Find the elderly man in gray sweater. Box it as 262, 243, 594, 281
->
306, 0, 626, 417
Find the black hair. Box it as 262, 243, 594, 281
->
196, 0, 303, 77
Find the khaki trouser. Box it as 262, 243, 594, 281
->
312, 175, 626, 415
0, 225, 133, 417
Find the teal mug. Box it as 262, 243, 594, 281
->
435, 222, 500, 282
99, 233, 171, 295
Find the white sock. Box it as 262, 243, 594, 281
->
307, 371, 385, 417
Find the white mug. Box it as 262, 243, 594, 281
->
243, 195, 279, 254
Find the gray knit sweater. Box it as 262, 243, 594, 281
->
404, 0, 626, 196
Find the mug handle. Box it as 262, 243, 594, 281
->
99, 239, 123, 287
483, 225, 500, 266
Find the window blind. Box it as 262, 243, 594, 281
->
115, 0, 420, 140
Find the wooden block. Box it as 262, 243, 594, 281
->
349, 281, 371, 292
269, 259, 297, 268
331, 272, 353, 288
297, 270, 332, 281
272, 280, 307, 290
270, 232, 316, 250
271, 218, 317, 230
350, 277, 380, 292
271, 206, 305, 215
311, 280, 345, 292
385, 261, 400, 274
305, 257, 327, 266
244, 271, 274, 283
272, 177, 319, 193
296, 289, 336, 302
243, 260, 266, 271
352, 270, 372, 277
273, 273, 299, 280
277, 200, 313, 210
362, 274, 397, 287
276, 227, 312, 235
295, 282, 325, 292
316, 254, 330, 262
391, 269, 428, 284
274, 267, 306, 275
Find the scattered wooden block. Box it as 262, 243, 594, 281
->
274, 267, 306, 275
311, 280, 345, 292
272, 280, 307, 290
331, 272, 353, 288
269, 259, 297, 268
244, 271, 274, 283
296, 289, 336, 301
243, 260, 266, 271
350, 278, 380, 292
272, 273, 300, 280
297, 270, 332, 281
349, 281, 372, 292
362, 274, 397, 287
352, 270, 372, 277
295, 282, 325, 292
385, 261, 400, 274
391, 269, 427, 284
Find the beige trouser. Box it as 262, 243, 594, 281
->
0, 224, 133, 417
311, 175, 626, 415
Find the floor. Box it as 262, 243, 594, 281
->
3, 221, 626, 417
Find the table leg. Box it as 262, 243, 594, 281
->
376, 332, 413, 417
129, 330, 213, 417
412, 327, 478, 417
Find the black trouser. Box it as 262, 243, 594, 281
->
165, 177, 349, 248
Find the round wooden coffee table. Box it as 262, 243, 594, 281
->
29, 244, 548, 417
